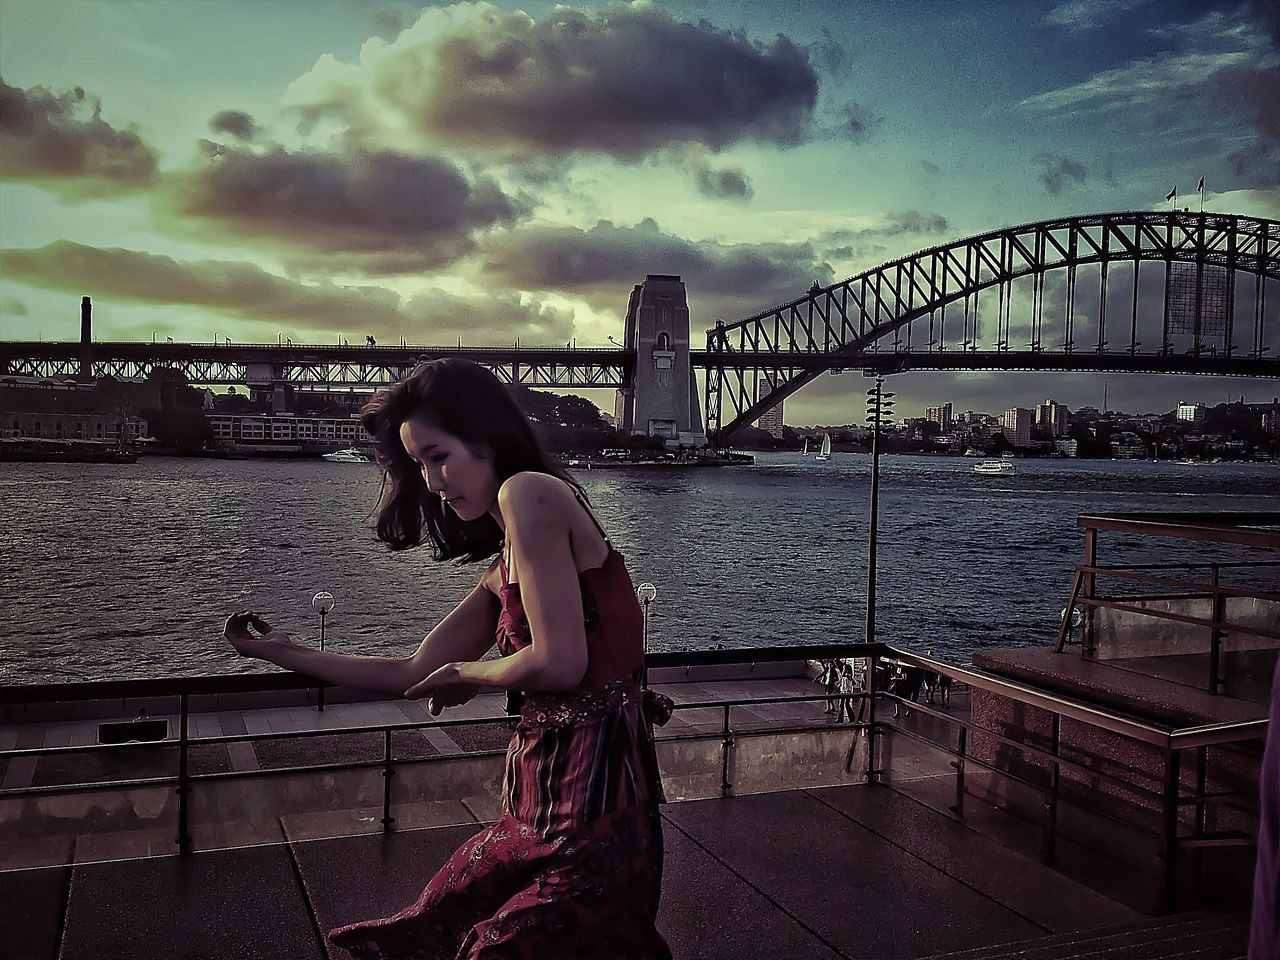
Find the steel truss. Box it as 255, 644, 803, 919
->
704, 211, 1280, 437
0, 346, 632, 390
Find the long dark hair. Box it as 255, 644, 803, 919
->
361, 358, 574, 562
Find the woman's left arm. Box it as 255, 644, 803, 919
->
457, 475, 589, 693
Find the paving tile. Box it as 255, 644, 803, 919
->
60, 846, 324, 960
657, 811, 842, 960
663, 788, 1043, 959
0, 863, 67, 960
810, 784, 1142, 936
290, 824, 481, 959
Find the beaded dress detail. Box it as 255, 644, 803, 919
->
328, 489, 673, 960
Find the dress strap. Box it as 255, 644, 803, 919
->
562, 479, 611, 546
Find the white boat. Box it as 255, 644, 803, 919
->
815, 433, 832, 461
801, 438, 811, 456
963, 447, 984, 457
322, 447, 370, 463
972, 459, 1015, 476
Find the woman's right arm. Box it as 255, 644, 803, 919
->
226, 574, 500, 697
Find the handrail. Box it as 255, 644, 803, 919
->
0, 642, 873, 705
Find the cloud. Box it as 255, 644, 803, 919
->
694, 164, 753, 201
0, 295, 28, 316
809, 27, 852, 78
0, 241, 572, 343
0, 78, 159, 200
816, 211, 951, 265
478, 217, 834, 322
284, 2, 820, 160
1042, 0, 1148, 36
834, 100, 880, 143
1034, 153, 1088, 194
209, 110, 258, 141
154, 142, 527, 273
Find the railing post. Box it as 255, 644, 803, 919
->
176, 692, 191, 854
1055, 568, 1084, 653
865, 654, 879, 784
1082, 527, 1098, 658
381, 728, 395, 831
720, 705, 734, 795
1160, 747, 1182, 912
951, 726, 967, 816
1208, 565, 1225, 694
1040, 713, 1061, 864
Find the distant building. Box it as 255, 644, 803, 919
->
1035, 399, 1068, 437
755, 382, 785, 439
208, 413, 362, 447
925, 402, 953, 430
0, 375, 147, 443
998, 407, 1034, 447
1054, 438, 1079, 457
1177, 401, 1206, 423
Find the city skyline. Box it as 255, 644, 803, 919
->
1, 0, 1277, 421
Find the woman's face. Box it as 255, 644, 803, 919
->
399, 413, 501, 525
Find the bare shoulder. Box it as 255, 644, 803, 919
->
496, 471, 576, 524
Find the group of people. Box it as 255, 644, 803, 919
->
816, 654, 953, 722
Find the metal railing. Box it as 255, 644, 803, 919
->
1, 642, 1268, 909
1054, 513, 1280, 694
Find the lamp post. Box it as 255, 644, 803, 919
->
864, 379, 895, 646
312, 591, 335, 710
636, 582, 657, 688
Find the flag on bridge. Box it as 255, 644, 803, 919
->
1197, 176, 1205, 193
1165, 186, 1177, 201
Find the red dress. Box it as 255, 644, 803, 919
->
329, 533, 674, 960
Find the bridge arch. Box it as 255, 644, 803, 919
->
704, 211, 1279, 437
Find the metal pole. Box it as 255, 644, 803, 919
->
382, 728, 395, 831
866, 385, 882, 646
176, 693, 191, 854
720, 705, 734, 795
1160, 748, 1183, 912
318, 608, 326, 711
1041, 713, 1061, 864
642, 597, 650, 689
952, 726, 967, 815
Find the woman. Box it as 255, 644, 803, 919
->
224, 358, 673, 960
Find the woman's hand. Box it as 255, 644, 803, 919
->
404, 662, 480, 716
224, 611, 293, 661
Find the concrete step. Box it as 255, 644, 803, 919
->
919, 910, 1248, 960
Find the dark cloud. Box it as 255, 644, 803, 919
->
0, 295, 28, 316
288, 3, 820, 160
835, 100, 880, 144
155, 143, 527, 273
370, 6, 406, 42
0, 241, 572, 343
479, 218, 834, 322
0, 78, 158, 199
209, 110, 258, 141
693, 163, 752, 201
1034, 153, 1088, 194
810, 27, 852, 78
1227, 140, 1280, 187
818, 211, 950, 254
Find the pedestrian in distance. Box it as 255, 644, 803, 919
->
224, 358, 673, 960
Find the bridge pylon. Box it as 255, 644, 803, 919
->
615, 275, 707, 447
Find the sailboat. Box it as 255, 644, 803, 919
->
815, 433, 832, 461
802, 438, 811, 456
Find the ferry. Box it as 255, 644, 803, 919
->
971, 458, 1015, 476
322, 447, 370, 463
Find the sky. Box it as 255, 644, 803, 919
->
1, 0, 1278, 424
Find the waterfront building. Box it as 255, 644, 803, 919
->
0, 375, 148, 443
1035, 399, 1068, 437
1177, 401, 1206, 423
925, 402, 953, 430
1054, 438, 1079, 457
998, 407, 1033, 448
208, 412, 362, 447
756, 382, 785, 439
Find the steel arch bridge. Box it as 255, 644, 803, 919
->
702, 211, 1280, 437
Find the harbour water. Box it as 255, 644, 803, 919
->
1, 454, 1275, 685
